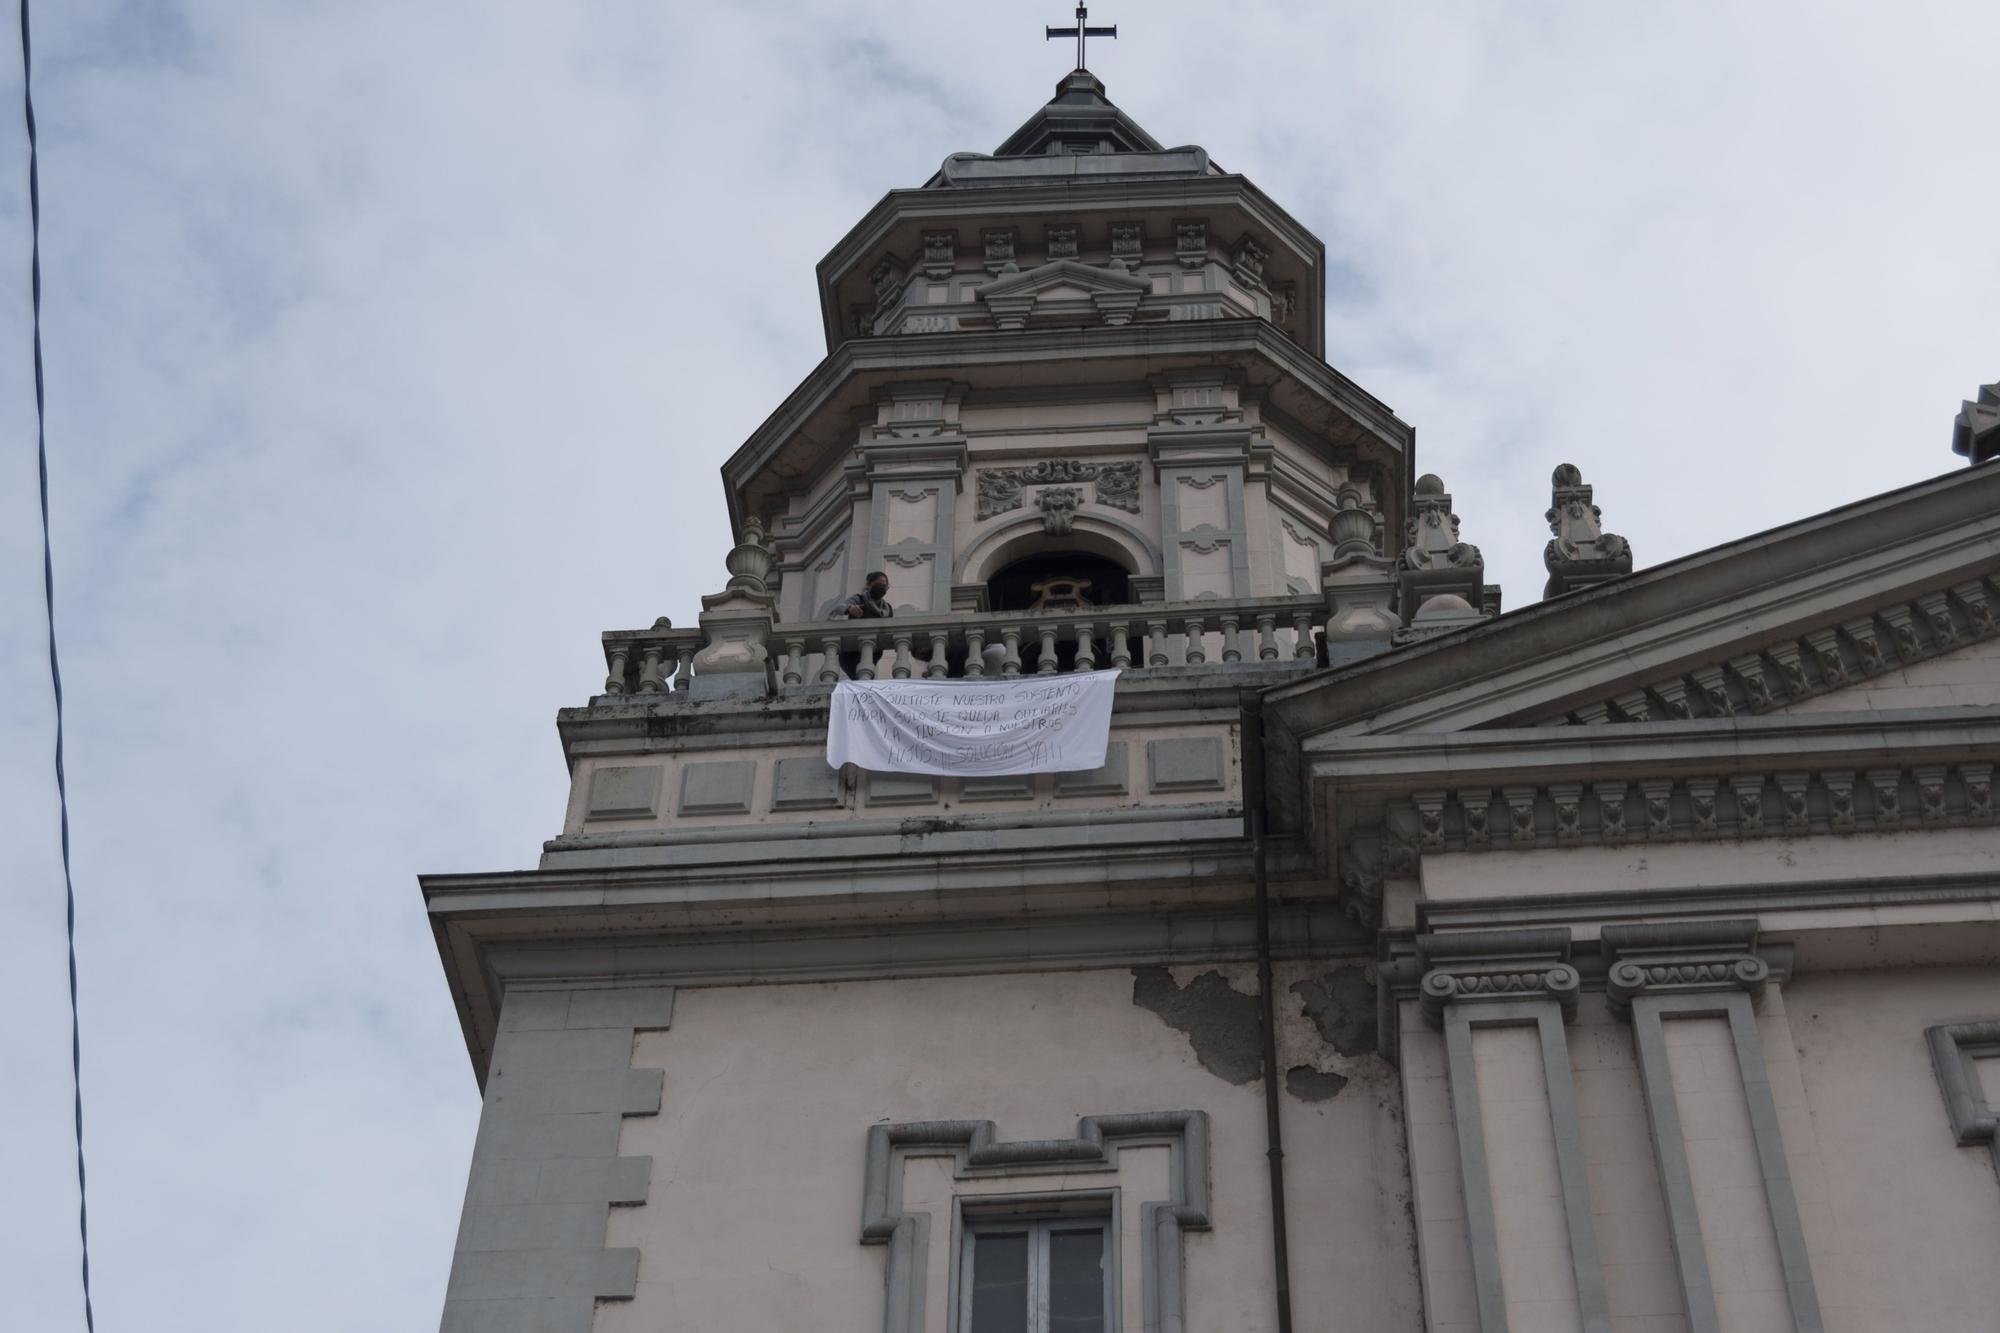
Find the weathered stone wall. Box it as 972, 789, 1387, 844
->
594, 965, 1419, 1333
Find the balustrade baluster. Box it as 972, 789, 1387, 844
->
1256, 613, 1280, 661
1109, 623, 1133, 669
1219, 614, 1242, 663
924, 631, 949, 679
1036, 623, 1059, 675
638, 644, 666, 692
1185, 616, 1206, 666
1146, 619, 1169, 669
818, 635, 843, 684
1000, 625, 1023, 677
1076, 626, 1098, 673
856, 635, 879, 680
964, 627, 987, 677
604, 646, 630, 695
672, 642, 695, 691
781, 637, 806, 686
891, 630, 915, 679
1292, 612, 1316, 660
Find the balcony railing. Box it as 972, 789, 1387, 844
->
599, 594, 1326, 696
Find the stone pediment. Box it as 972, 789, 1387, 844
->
1264, 462, 2000, 743
976, 258, 1151, 331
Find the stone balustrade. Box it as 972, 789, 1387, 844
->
597, 594, 1326, 697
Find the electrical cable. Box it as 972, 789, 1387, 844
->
20, 0, 98, 1326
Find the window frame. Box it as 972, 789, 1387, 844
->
953, 1193, 1118, 1333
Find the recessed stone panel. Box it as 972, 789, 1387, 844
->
1057, 742, 1130, 797
960, 774, 1035, 802
678, 760, 756, 816
866, 771, 939, 807
1146, 737, 1226, 793
773, 756, 843, 811
585, 765, 663, 821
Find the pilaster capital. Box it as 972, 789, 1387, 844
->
1601, 919, 1775, 1018
1416, 927, 1578, 1025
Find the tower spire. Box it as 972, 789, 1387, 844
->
1045, 3, 1117, 71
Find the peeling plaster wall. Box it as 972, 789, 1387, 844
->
598, 966, 1417, 1333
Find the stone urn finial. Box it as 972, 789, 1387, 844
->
1543, 463, 1632, 599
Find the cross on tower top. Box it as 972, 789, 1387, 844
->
1046, 3, 1117, 72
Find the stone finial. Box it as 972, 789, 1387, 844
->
1394, 474, 1486, 635
1953, 380, 2000, 465
1328, 483, 1378, 557
1543, 463, 1632, 598
691, 518, 778, 699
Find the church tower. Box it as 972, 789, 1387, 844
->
423, 54, 2000, 1333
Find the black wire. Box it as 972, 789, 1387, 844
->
21, 0, 97, 1327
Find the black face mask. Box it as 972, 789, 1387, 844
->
867, 584, 889, 600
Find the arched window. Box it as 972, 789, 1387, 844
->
985, 550, 1132, 613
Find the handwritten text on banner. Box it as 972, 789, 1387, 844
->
826, 670, 1122, 776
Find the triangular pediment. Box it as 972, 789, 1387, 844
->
977, 258, 1151, 302
1266, 463, 2000, 744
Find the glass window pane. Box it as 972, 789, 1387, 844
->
969, 1232, 1030, 1333
1046, 1228, 1106, 1333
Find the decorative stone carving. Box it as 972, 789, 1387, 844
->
1688, 778, 1719, 836
1413, 791, 1447, 851
690, 518, 779, 699
1777, 772, 1812, 833
1842, 616, 1888, 675
1045, 223, 1079, 261
1396, 473, 1485, 625
1730, 774, 1767, 835
1641, 779, 1676, 840
1461, 790, 1495, 848
1231, 235, 1268, 288
1108, 220, 1143, 271
1417, 928, 1580, 1024
867, 255, 907, 321
1954, 579, 1996, 635
1867, 769, 1904, 830
1805, 628, 1848, 691
1595, 782, 1630, 841
1767, 642, 1810, 700
1951, 379, 2000, 464
921, 230, 956, 280
977, 257, 1148, 330
1037, 486, 1083, 536
1550, 784, 1584, 844
1328, 484, 1378, 556
1691, 666, 1733, 717
1542, 463, 1633, 598
1918, 591, 1960, 649
1823, 770, 1857, 831
1270, 281, 1297, 327
1729, 653, 1777, 711
1502, 786, 1539, 846
975, 459, 1143, 519
981, 225, 1018, 275
1602, 920, 1769, 1018
1962, 762, 1993, 821
1915, 766, 1949, 825
1174, 218, 1207, 269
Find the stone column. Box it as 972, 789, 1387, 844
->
1602, 920, 1823, 1333
1418, 928, 1611, 1333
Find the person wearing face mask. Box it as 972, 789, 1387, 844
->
834, 571, 892, 678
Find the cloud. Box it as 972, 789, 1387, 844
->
0, 2, 1994, 1328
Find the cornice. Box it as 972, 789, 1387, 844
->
719, 319, 1411, 535
1262, 462, 2000, 746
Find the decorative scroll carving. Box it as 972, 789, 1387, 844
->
921, 230, 955, 280
1416, 928, 1579, 1023
1399, 474, 1482, 573
1045, 223, 1079, 261
1108, 220, 1143, 271
1175, 218, 1207, 269
1602, 919, 1769, 1017
981, 225, 1017, 276
1232, 235, 1268, 288
1542, 463, 1632, 598
1951, 379, 2000, 464
975, 459, 1143, 519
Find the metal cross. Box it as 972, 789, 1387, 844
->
1046, 3, 1116, 72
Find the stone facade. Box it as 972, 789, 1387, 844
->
422, 72, 2000, 1333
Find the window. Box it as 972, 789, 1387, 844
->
961, 1217, 1112, 1333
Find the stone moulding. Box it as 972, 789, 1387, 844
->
1597, 921, 1824, 1333
1415, 926, 1580, 1024
1548, 569, 1997, 725
860, 1111, 1211, 1333
1927, 1019, 2000, 1180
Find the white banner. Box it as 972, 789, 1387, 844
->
827, 670, 1122, 777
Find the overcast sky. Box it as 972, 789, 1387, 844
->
1, 2, 1995, 1328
